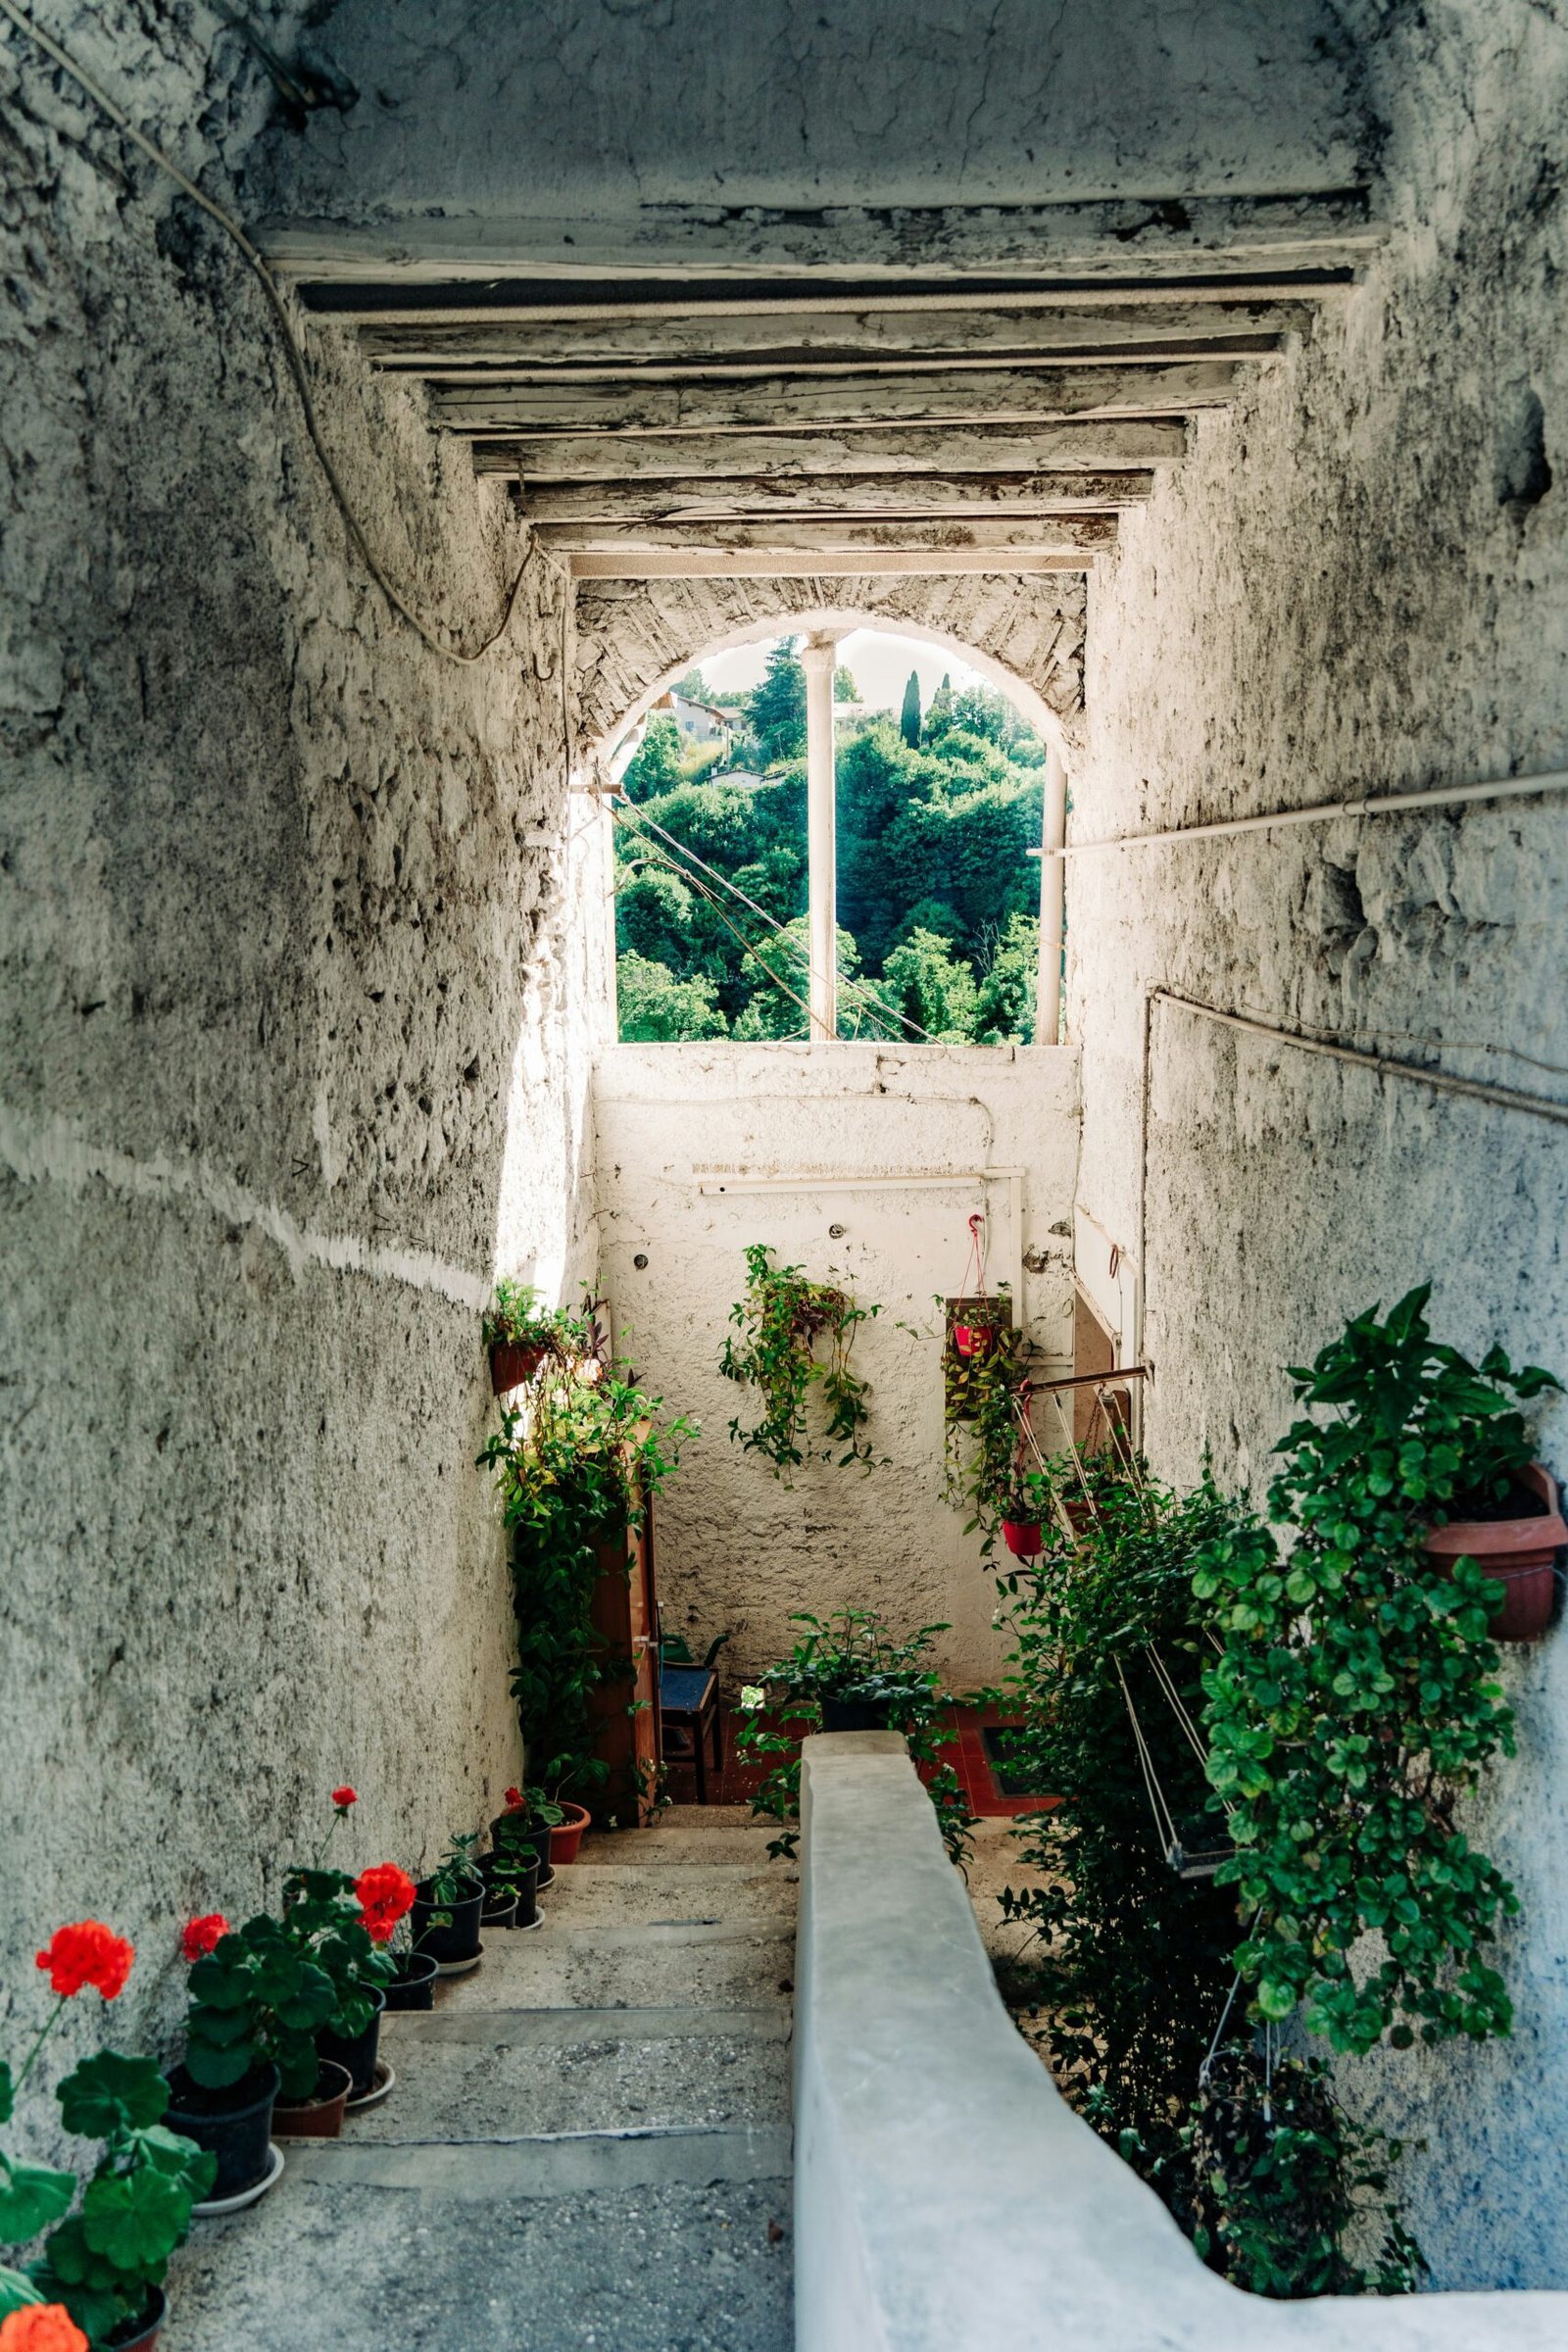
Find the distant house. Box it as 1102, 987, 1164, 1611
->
659, 689, 736, 751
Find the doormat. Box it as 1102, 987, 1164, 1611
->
980, 1725, 1048, 1800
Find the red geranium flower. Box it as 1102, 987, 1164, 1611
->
0, 2305, 90, 2352
332, 1786, 358, 1811
34, 1921, 134, 2001
503, 1787, 524, 1812
355, 1864, 416, 1945
180, 1913, 231, 1963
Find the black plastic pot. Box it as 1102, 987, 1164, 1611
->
480, 1890, 517, 1931
820, 1695, 895, 1733
165, 2062, 278, 2203
107, 2286, 167, 2350
411, 1874, 485, 1965
385, 1951, 439, 2011
317, 1985, 386, 2101
479, 1848, 541, 1927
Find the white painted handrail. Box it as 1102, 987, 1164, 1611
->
793, 1735, 1567, 2352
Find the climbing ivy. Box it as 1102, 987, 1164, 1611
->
1196, 1288, 1557, 2055
719, 1244, 878, 1476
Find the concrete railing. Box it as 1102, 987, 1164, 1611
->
793, 1734, 1568, 2352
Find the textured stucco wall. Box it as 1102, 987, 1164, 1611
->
594, 1042, 1079, 1692
0, 3, 609, 2115
1069, 0, 1568, 2291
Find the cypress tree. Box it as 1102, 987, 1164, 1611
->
899, 668, 922, 748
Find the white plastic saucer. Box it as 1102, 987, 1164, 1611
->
434, 1942, 484, 1978
192, 2139, 285, 2218
346, 2059, 396, 2113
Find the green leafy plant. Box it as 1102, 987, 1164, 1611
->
481, 1280, 590, 1358
720, 1245, 879, 1477
1196, 1288, 1554, 2055
993, 1453, 1422, 2298
941, 1298, 1032, 1558
27, 2055, 215, 2345
736, 1609, 972, 1862
478, 1350, 693, 1803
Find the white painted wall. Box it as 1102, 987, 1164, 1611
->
594, 1042, 1079, 1690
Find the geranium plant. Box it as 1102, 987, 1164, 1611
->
720, 1245, 879, 1477
2, 1926, 215, 2345
182, 1793, 414, 2099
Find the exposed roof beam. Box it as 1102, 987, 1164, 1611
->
535, 516, 1115, 559
519, 470, 1153, 520
564, 547, 1098, 578
356, 302, 1305, 369
308, 278, 1348, 324
262, 190, 1377, 283
476, 420, 1188, 474
432, 359, 1243, 434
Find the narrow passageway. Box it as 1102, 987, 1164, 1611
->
168, 1810, 795, 2350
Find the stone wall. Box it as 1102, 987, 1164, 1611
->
594, 1041, 1079, 1691
1070, 0, 1568, 2290
0, 4, 608, 2108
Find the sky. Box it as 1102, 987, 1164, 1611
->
699, 627, 992, 715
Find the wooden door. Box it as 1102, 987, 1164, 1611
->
586, 1488, 660, 1829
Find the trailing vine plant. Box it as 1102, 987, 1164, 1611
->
1196, 1287, 1558, 2055
941, 1295, 1033, 1558
720, 1245, 879, 1477
478, 1342, 693, 1804
735, 1609, 972, 1862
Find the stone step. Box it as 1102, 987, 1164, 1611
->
434, 1920, 797, 2015
365, 2012, 790, 2137
288, 2121, 792, 2198
575, 1816, 781, 1868
539, 1862, 797, 1926
171, 2176, 792, 2352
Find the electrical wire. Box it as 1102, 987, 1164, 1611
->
611, 793, 946, 1046
0, 0, 535, 665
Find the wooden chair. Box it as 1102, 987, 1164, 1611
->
659, 1635, 727, 1804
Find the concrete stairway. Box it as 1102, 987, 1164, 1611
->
170, 1806, 796, 2350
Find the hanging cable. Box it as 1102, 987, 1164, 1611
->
611, 834, 820, 1028
0, 0, 536, 666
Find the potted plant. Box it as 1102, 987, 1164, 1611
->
735, 1611, 972, 1860
999, 1464, 1053, 1558
1278, 1286, 1563, 1642
719, 1245, 880, 1479
3, 1923, 214, 2351
943, 1304, 1031, 1557
487, 1789, 562, 1923
482, 1281, 588, 1395
410, 1837, 485, 1970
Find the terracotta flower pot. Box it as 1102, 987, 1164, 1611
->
272, 2060, 352, 2139
1002, 1518, 1045, 1559
1424, 1463, 1567, 1642
490, 1339, 549, 1394
549, 1802, 592, 1864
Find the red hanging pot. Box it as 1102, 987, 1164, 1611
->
1423, 1463, 1566, 1642
1002, 1518, 1044, 1559
954, 1323, 997, 1360
490, 1339, 549, 1394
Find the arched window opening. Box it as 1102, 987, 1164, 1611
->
611, 625, 1060, 1048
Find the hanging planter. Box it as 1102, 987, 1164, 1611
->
490, 1338, 551, 1393
953, 1320, 998, 1361
720, 1244, 879, 1477
483, 1279, 595, 1395
1423, 1463, 1566, 1641
1002, 1517, 1045, 1559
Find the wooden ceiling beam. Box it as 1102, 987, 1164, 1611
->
432, 359, 1242, 434
519, 470, 1153, 519
564, 547, 1099, 578
535, 516, 1116, 558
356, 301, 1305, 369
474, 420, 1188, 475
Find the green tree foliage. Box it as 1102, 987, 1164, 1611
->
617, 954, 728, 1040
834, 663, 858, 702
747, 639, 807, 764
613, 658, 1044, 1042
620, 711, 683, 801
899, 667, 922, 748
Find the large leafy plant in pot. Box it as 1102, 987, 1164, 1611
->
736, 1609, 972, 1862
1197, 1287, 1555, 2056
478, 1351, 692, 1809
